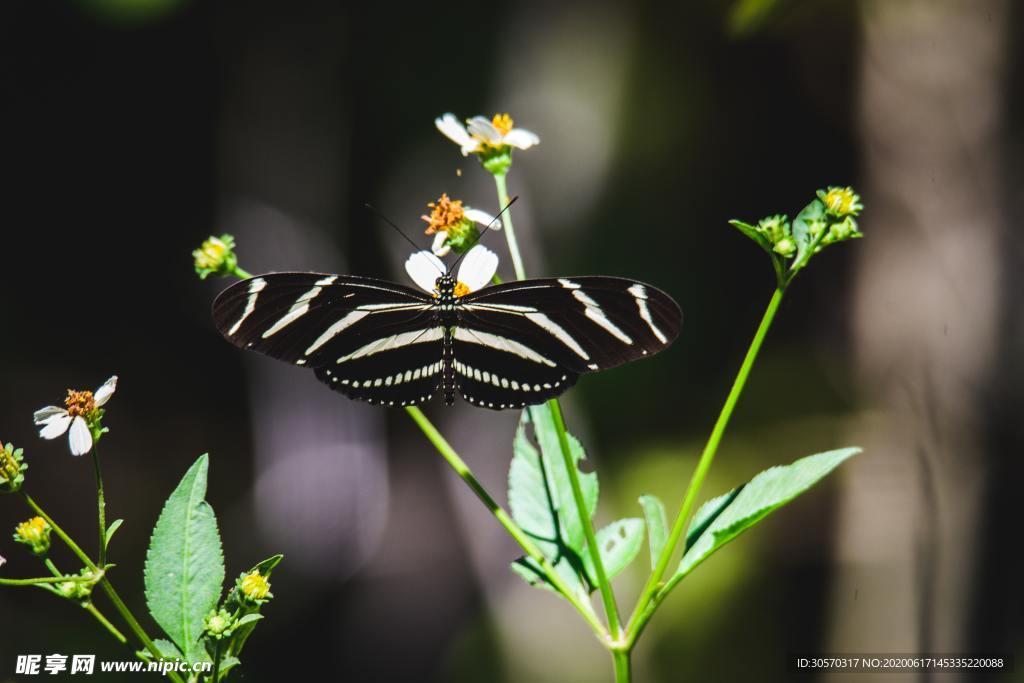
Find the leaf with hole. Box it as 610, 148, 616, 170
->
582, 518, 644, 586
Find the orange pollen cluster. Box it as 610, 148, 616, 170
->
454, 282, 471, 297
64, 390, 96, 418
421, 193, 466, 235
491, 113, 514, 136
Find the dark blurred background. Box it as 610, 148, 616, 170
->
3, 0, 1023, 681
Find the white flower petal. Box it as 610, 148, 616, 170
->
34, 405, 66, 424
464, 208, 501, 230
38, 412, 72, 440
68, 416, 93, 456
466, 117, 503, 144
431, 232, 451, 257
504, 128, 540, 150
93, 375, 118, 406
435, 114, 475, 147
405, 251, 446, 293
458, 245, 499, 292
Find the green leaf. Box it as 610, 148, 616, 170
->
144, 454, 225, 663
525, 404, 598, 553
728, 219, 772, 254
509, 556, 588, 599
235, 613, 263, 628
217, 655, 241, 678
508, 407, 596, 598
104, 519, 124, 547
638, 495, 668, 570
582, 518, 645, 585
677, 448, 859, 579
250, 554, 283, 577
684, 488, 742, 553
791, 198, 826, 267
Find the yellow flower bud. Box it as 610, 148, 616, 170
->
14, 517, 51, 556
240, 570, 271, 602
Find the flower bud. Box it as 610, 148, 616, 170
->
817, 186, 863, 218
204, 608, 236, 639
0, 442, 27, 493
238, 570, 272, 605
193, 234, 239, 280
14, 517, 51, 557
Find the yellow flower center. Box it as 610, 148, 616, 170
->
241, 571, 271, 600
491, 113, 514, 136
65, 390, 96, 418
17, 517, 48, 543
421, 193, 466, 235
823, 187, 856, 215
454, 282, 471, 297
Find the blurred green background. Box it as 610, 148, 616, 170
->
3, 0, 1023, 681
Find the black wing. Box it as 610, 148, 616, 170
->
213, 273, 443, 407
453, 276, 682, 409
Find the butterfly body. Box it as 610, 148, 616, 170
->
213, 270, 681, 411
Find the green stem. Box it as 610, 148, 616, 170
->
20, 493, 187, 683
547, 399, 621, 636
91, 442, 107, 567
84, 602, 129, 645
625, 286, 786, 644
404, 406, 607, 640
0, 575, 93, 586
211, 640, 223, 683
612, 649, 632, 683
232, 265, 253, 279
493, 173, 527, 280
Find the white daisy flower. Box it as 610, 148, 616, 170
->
405, 245, 499, 297
33, 376, 117, 456
421, 193, 501, 256
435, 112, 540, 156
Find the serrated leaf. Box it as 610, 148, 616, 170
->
525, 404, 598, 553
676, 447, 859, 580
728, 219, 772, 254
684, 488, 742, 553
104, 519, 124, 547
638, 495, 668, 569
583, 518, 645, 585
144, 455, 225, 663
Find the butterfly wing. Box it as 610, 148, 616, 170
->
454, 276, 682, 409
213, 273, 444, 406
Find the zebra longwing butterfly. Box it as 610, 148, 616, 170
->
212, 247, 682, 410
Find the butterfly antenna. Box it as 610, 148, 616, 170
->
364, 203, 444, 275
448, 196, 519, 275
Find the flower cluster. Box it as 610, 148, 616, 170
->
33, 376, 116, 456
729, 186, 863, 285
59, 568, 96, 601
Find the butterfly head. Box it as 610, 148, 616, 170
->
435, 274, 470, 301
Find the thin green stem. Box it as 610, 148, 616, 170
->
232, 266, 253, 279
547, 399, 621, 636
0, 575, 93, 586
612, 649, 632, 683
404, 406, 608, 641
91, 442, 107, 566
20, 493, 187, 683
84, 602, 128, 645
493, 174, 526, 280
625, 286, 786, 645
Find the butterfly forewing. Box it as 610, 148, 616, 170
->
213, 274, 441, 406
460, 277, 682, 373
